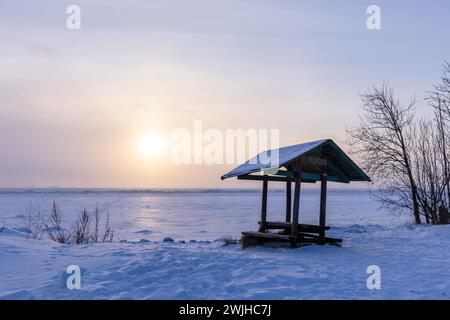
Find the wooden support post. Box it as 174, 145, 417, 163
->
259, 175, 268, 232
319, 173, 327, 242
291, 160, 302, 240
285, 181, 291, 223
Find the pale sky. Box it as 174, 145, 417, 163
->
1, 0, 449, 188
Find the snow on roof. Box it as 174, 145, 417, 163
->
220, 139, 370, 183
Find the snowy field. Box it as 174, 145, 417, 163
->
1, 188, 449, 299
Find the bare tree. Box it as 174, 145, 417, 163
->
92, 207, 100, 243
347, 83, 421, 223
429, 62, 450, 116
427, 62, 450, 212
101, 210, 114, 243
23, 204, 47, 240
45, 200, 70, 243
411, 120, 448, 223
72, 208, 90, 244
24, 201, 115, 244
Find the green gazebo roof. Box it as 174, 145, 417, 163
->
221, 139, 370, 183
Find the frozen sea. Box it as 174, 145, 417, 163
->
0, 187, 408, 242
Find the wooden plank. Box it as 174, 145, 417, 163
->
286, 181, 291, 223
327, 161, 350, 183
319, 173, 328, 241
275, 170, 294, 178
298, 232, 342, 243
276, 170, 348, 183
237, 171, 346, 184
302, 156, 328, 167
242, 231, 293, 241
304, 172, 347, 183
258, 221, 330, 231
237, 174, 316, 183
291, 159, 302, 238
259, 175, 268, 232
298, 235, 342, 245
241, 231, 341, 246
238, 174, 291, 182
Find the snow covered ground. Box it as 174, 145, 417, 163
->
1, 188, 449, 299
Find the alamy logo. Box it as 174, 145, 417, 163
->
366, 5, 381, 30
66, 265, 81, 289
66, 5, 81, 30
170, 121, 280, 166
366, 265, 381, 290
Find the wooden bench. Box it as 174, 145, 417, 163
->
258, 221, 330, 233
242, 231, 293, 241
241, 231, 294, 248
242, 224, 342, 248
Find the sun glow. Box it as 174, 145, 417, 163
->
138, 132, 166, 157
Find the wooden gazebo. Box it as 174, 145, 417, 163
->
221, 139, 370, 247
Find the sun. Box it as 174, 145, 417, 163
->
138, 132, 166, 157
